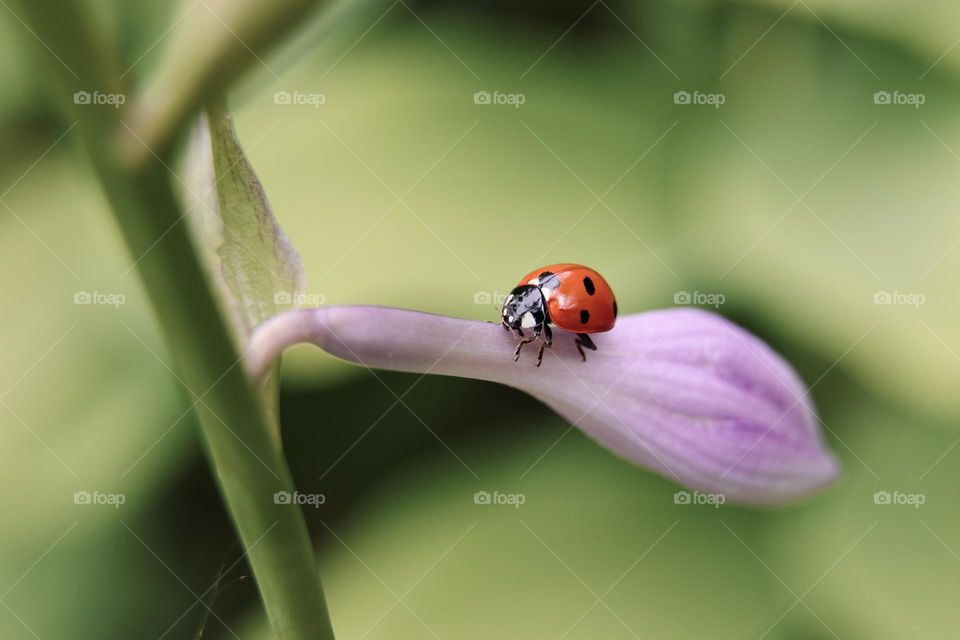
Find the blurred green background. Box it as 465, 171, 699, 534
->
2, 0, 959, 638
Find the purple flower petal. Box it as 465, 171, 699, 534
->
247, 305, 839, 505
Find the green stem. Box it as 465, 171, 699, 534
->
124, 0, 324, 161
15, 2, 335, 638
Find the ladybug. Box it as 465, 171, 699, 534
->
501, 263, 618, 366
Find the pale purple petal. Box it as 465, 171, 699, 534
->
247, 305, 840, 505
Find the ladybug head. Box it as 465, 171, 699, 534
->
501, 285, 547, 332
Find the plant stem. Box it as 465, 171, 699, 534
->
124, 0, 324, 161
15, 2, 335, 638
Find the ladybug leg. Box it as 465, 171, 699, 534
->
574, 333, 597, 362
514, 334, 537, 361
536, 325, 553, 368
513, 338, 532, 360
515, 325, 544, 362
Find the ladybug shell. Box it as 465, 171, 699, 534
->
518, 263, 618, 333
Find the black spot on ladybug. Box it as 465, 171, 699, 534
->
580, 309, 590, 324
613, 301, 618, 317
582, 276, 595, 295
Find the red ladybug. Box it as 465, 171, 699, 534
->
500, 263, 618, 366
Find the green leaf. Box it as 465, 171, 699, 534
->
184, 103, 306, 346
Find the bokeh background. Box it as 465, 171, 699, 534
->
2, 0, 959, 638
